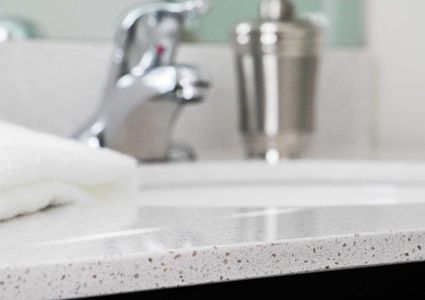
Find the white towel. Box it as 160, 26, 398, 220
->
0, 121, 138, 222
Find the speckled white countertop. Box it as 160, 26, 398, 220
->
2, 161, 425, 299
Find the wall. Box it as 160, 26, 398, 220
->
367, 0, 425, 151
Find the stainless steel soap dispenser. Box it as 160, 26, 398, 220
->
233, 0, 323, 161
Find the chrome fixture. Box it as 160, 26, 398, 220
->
233, 0, 322, 162
75, 0, 211, 162
0, 16, 40, 42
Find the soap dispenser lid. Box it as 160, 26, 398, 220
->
233, 0, 322, 51
259, 0, 295, 21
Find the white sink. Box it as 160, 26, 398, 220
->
138, 160, 425, 207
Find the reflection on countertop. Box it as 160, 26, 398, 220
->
2, 160, 425, 299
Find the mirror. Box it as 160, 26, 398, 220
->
0, 0, 364, 46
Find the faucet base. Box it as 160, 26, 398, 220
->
138, 142, 196, 163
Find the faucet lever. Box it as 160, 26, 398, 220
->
112, 0, 211, 81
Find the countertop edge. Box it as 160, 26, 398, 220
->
2, 229, 425, 299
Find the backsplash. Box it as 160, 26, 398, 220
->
0, 41, 374, 160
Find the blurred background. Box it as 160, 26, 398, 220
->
1, 0, 424, 159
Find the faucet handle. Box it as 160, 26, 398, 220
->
111, 0, 211, 81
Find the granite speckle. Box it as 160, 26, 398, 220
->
2, 162, 425, 298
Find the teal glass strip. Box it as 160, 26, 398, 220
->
182, 0, 365, 47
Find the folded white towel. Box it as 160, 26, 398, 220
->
0, 121, 138, 222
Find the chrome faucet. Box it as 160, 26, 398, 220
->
74, 0, 211, 162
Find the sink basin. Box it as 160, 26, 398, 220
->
139, 160, 425, 207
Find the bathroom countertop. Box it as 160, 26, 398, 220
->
2, 161, 425, 299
